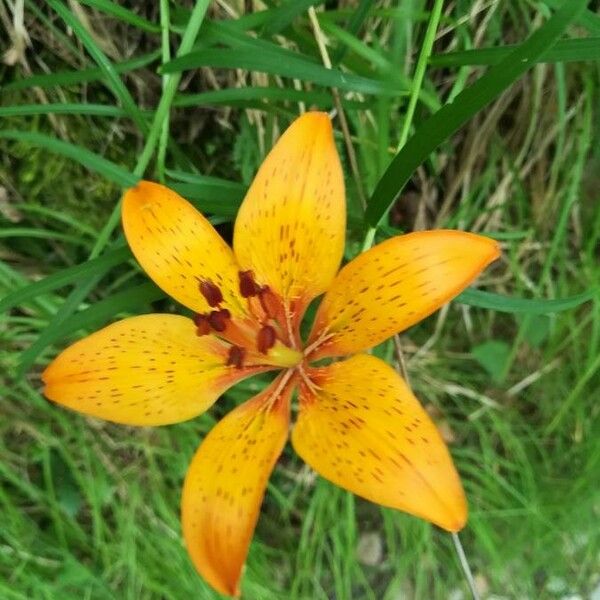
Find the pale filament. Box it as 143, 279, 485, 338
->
303, 327, 335, 358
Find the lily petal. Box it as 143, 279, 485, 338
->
182, 373, 293, 597
233, 112, 345, 316
122, 181, 246, 316
308, 230, 500, 358
43, 315, 262, 426
292, 354, 467, 532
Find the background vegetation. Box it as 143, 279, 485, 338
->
1, 1, 599, 598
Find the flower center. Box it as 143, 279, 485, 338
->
194, 271, 302, 370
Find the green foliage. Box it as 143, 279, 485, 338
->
1, 1, 599, 599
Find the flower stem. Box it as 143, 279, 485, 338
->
451, 532, 481, 600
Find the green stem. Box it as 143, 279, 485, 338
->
362, 0, 444, 251
157, 0, 172, 183
396, 0, 444, 151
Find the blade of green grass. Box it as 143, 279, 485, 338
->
173, 87, 367, 110
47, 0, 147, 133
543, 0, 600, 35
261, 0, 322, 35
0, 246, 131, 314
365, 0, 589, 226
431, 37, 600, 67
161, 48, 405, 95
2, 50, 161, 93
330, 0, 374, 65
78, 0, 160, 33
0, 104, 130, 118
0, 131, 138, 188
458, 288, 598, 314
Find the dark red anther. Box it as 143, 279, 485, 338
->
199, 279, 223, 307
208, 309, 230, 332
258, 286, 280, 319
194, 314, 211, 336
257, 324, 277, 354
239, 270, 260, 298
226, 345, 246, 369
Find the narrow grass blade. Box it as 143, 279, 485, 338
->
46, 0, 147, 132
543, 0, 600, 35
365, 0, 589, 226
431, 37, 600, 67
78, 0, 160, 33
0, 104, 129, 118
458, 288, 598, 314
2, 50, 160, 93
161, 48, 404, 95
0, 247, 131, 314
174, 87, 367, 111
0, 131, 138, 188
261, 0, 322, 35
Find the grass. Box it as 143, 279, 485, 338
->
1, 1, 599, 598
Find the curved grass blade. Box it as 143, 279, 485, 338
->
431, 37, 600, 67
458, 288, 598, 314
0, 131, 138, 188
78, 0, 160, 33
175, 86, 332, 108
0, 247, 131, 315
2, 50, 160, 93
47, 0, 147, 132
365, 0, 589, 226
261, 0, 322, 35
161, 48, 404, 96
0, 104, 129, 118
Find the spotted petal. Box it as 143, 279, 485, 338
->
122, 181, 247, 316
43, 315, 263, 426
292, 354, 467, 532
233, 112, 346, 316
308, 230, 500, 358
182, 374, 293, 597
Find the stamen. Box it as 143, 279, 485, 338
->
208, 309, 231, 332
199, 279, 223, 307
239, 270, 260, 297
226, 345, 246, 369
257, 325, 276, 354
193, 314, 211, 336
258, 286, 280, 320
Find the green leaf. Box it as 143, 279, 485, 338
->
46, 0, 147, 132
0, 131, 138, 188
520, 315, 551, 347
430, 37, 600, 67
458, 288, 598, 314
0, 246, 131, 314
472, 340, 511, 384
174, 86, 352, 109
0, 103, 130, 118
161, 48, 405, 96
78, 0, 160, 33
260, 0, 322, 35
365, 0, 589, 225
2, 50, 160, 93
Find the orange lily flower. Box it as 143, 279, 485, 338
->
43, 112, 499, 597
